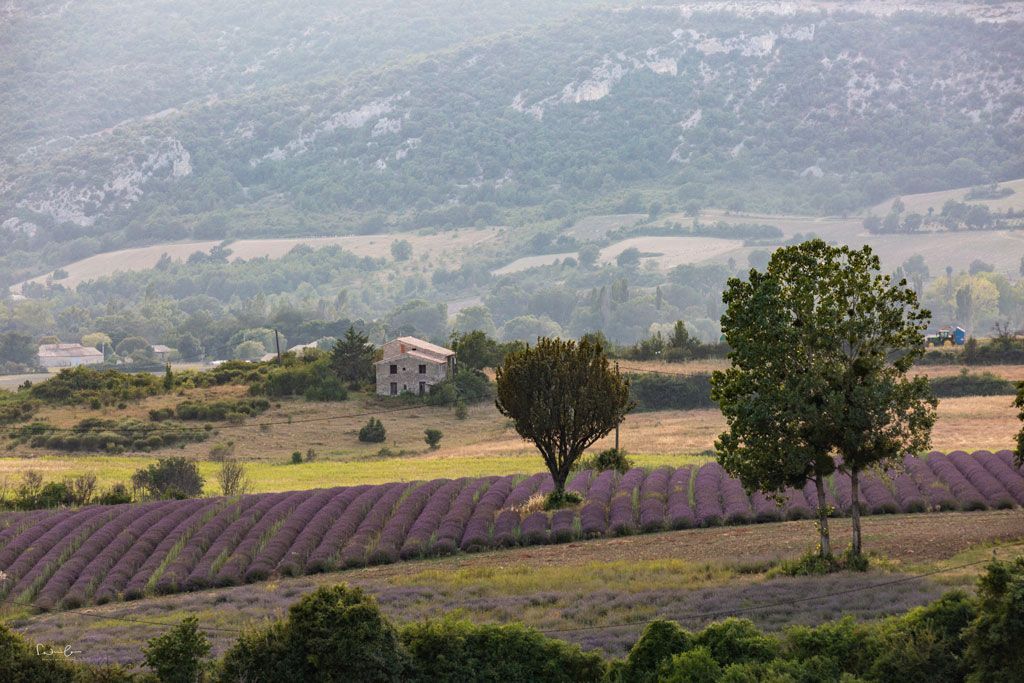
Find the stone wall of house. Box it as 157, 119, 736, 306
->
375, 354, 450, 396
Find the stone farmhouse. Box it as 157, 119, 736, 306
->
38, 343, 104, 369
375, 336, 455, 396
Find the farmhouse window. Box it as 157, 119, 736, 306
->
389, 364, 397, 374
418, 364, 426, 374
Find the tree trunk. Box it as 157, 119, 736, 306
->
814, 473, 832, 559
850, 468, 862, 557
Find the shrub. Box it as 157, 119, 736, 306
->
543, 490, 583, 510
209, 441, 235, 462
0, 622, 102, 682
291, 451, 303, 464
620, 620, 692, 682
305, 448, 318, 462
576, 448, 633, 473
424, 429, 443, 450
359, 417, 386, 443
964, 558, 1024, 681
0, 398, 37, 425
400, 618, 605, 683
930, 370, 1015, 398
868, 592, 975, 683
96, 483, 133, 506
149, 407, 175, 422
628, 373, 714, 411
142, 616, 211, 683
131, 457, 205, 499
659, 647, 721, 682
220, 584, 407, 682
693, 618, 781, 666
454, 400, 468, 419
175, 398, 269, 421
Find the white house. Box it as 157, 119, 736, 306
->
374, 336, 455, 396
38, 343, 104, 369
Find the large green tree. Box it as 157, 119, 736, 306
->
821, 245, 935, 556
330, 326, 376, 386
712, 240, 935, 559
495, 337, 633, 495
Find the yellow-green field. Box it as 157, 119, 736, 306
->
0, 451, 709, 495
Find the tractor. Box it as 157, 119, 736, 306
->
925, 326, 966, 347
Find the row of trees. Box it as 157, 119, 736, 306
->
496, 240, 937, 564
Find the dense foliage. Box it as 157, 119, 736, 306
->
0, 452, 1019, 608
496, 337, 633, 494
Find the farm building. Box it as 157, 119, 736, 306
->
375, 336, 455, 396
151, 344, 174, 361
37, 343, 104, 369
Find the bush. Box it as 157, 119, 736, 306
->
620, 620, 692, 682
142, 616, 211, 683
359, 418, 387, 443
543, 490, 582, 510
131, 457, 205, 499
400, 618, 605, 683
629, 373, 714, 411
96, 483, 132, 505
175, 398, 270, 421
424, 429, 443, 450
0, 398, 37, 425
929, 370, 1015, 397
659, 647, 721, 682
291, 451, 303, 464
693, 618, 781, 666
964, 558, 1024, 681
219, 584, 407, 682
576, 448, 632, 473
29, 366, 167, 406
454, 400, 468, 419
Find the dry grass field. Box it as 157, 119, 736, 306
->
1, 375, 1017, 494
598, 235, 742, 270
10, 227, 501, 292
869, 177, 1024, 216
619, 359, 1024, 381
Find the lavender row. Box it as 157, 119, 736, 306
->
4, 452, 1024, 608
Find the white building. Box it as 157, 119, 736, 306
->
38, 343, 104, 369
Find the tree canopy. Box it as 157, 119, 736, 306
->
712, 240, 935, 559
495, 337, 633, 495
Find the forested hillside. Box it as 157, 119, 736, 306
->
2, 2, 1023, 285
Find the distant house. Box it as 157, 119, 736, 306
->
38, 343, 104, 369
151, 345, 174, 362
375, 336, 455, 397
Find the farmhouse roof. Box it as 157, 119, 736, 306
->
376, 349, 450, 366
151, 344, 173, 353
382, 336, 454, 362
38, 343, 103, 359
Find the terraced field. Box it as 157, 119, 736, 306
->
1, 451, 1022, 611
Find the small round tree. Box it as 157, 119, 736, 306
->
495, 337, 633, 497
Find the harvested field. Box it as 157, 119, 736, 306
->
869, 177, 1024, 216
8, 511, 1022, 666
11, 227, 500, 292
1, 451, 1021, 610
599, 236, 742, 270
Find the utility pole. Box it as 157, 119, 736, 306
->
615, 360, 620, 450
274, 329, 281, 362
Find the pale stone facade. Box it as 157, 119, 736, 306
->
374, 336, 455, 396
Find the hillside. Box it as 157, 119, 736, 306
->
2, 1, 1023, 285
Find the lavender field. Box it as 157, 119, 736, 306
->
1, 450, 1022, 609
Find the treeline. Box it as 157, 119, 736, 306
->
5, 558, 1023, 681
